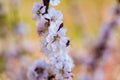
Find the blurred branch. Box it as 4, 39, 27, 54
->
117, 0, 120, 4
94, 0, 120, 60
90, 0, 120, 70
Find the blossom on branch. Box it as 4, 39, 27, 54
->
44, 8, 63, 25
28, 0, 74, 80
32, 2, 46, 20
27, 60, 48, 80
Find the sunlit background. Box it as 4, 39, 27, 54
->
0, 0, 120, 80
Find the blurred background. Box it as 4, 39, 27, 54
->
0, 0, 120, 80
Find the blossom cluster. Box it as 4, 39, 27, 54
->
27, 0, 74, 80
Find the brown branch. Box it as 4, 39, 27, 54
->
43, 0, 50, 13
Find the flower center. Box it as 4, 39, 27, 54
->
51, 16, 57, 22
38, 22, 49, 35
35, 67, 44, 74
60, 69, 64, 75
36, 10, 41, 15
52, 35, 60, 43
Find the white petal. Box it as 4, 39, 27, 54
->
59, 37, 68, 46
46, 34, 54, 43
33, 14, 42, 20
50, 0, 60, 6
43, 14, 51, 19
49, 22, 58, 34
51, 43, 58, 52
48, 8, 56, 17
58, 28, 66, 37
32, 2, 42, 14
56, 11, 63, 20
40, 6, 46, 14
36, 15, 47, 28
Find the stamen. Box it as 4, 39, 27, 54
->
35, 67, 44, 74
52, 35, 60, 43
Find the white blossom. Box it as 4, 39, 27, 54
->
40, 39, 54, 56
46, 27, 69, 47
40, 40, 62, 57
29, 0, 74, 80
44, 8, 63, 25
49, 54, 74, 80
50, 0, 60, 6
27, 60, 48, 80
36, 15, 48, 36
43, 27, 70, 57
32, 2, 46, 20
